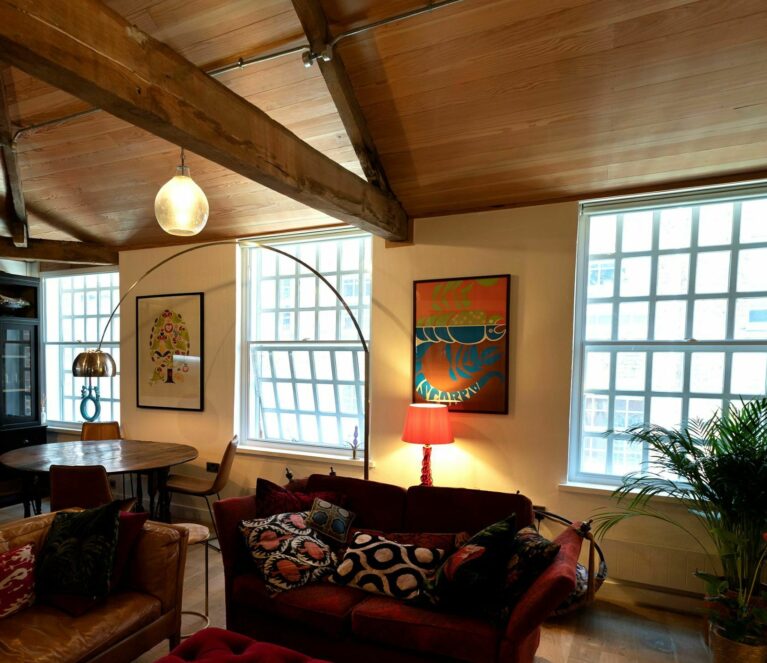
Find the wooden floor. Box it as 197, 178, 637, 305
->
0, 503, 711, 663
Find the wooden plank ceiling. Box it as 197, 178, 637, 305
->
2, 0, 767, 249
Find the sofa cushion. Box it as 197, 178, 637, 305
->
428, 514, 517, 617
112, 511, 150, 589
333, 532, 445, 601
351, 596, 500, 663
0, 591, 161, 663
37, 501, 121, 599
305, 475, 406, 531
0, 544, 35, 618
232, 573, 368, 637
155, 627, 333, 662
240, 512, 336, 594
307, 498, 356, 543
255, 479, 344, 519
502, 527, 560, 612
404, 485, 534, 533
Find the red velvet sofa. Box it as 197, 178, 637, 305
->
214, 474, 582, 663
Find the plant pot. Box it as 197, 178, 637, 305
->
709, 625, 767, 663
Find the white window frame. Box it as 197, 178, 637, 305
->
239, 230, 370, 456
41, 267, 120, 429
569, 181, 767, 486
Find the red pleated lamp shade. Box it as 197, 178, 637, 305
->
401, 403, 454, 445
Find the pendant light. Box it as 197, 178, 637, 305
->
154, 147, 209, 236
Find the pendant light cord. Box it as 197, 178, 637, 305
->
180, 146, 186, 169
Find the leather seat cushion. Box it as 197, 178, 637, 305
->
0, 592, 161, 663
165, 473, 214, 495
155, 627, 333, 662
232, 574, 368, 637
351, 596, 500, 663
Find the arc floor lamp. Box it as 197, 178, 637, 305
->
72, 240, 372, 480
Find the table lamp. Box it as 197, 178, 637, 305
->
401, 403, 454, 486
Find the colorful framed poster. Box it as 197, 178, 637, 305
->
413, 275, 510, 414
136, 292, 204, 411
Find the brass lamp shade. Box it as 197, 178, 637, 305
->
72, 349, 117, 378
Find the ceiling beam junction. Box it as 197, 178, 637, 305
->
0, 0, 409, 241
293, 0, 395, 194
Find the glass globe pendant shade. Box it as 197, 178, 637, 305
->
154, 164, 209, 236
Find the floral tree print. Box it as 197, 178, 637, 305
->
148, 309, 191, 385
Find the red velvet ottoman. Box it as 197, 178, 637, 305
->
155, 628, 332, 663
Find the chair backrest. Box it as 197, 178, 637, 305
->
210, 436, 239, 494
49, 464, 113, 512
81, 421, 122, 441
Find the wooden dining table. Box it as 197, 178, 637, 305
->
0, 439, 198, 519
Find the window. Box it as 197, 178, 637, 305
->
570, 185, 767, 484
242, 233, 371, 453
43, 271, 120, 425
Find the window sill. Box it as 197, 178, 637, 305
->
238, 444, 374, 469
45, 424, 82, 435
559, 481, 683, 505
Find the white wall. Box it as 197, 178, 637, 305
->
117, 208, 711, 595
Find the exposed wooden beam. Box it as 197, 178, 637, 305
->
0, 0, 409, 241
292, 0, 394, 195
0, 67, 28, 247
0, 237, 117, 264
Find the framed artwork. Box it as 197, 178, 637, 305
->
413, 275, 510, 414
136, 292, 204, 411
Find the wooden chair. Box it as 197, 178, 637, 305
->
81, 421, 137, 499
164, 436, 239, 539
49, 464, 135, 512
81, 421, 122, 441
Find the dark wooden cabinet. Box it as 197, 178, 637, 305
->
0, 272, 47, 508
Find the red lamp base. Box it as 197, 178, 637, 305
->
420, 444, 432, 486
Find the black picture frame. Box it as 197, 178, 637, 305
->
136, 292, 204, 411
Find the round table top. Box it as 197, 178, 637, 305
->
0, 439, 198, 474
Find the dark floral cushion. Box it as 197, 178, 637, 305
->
307, 498, 356, 543
332, 532, 445, 601
427, 513, 517, 612
37, 501, 121, 599
240, 511, 336, 594
254, 478, 343, 519
502, 526, 561, 609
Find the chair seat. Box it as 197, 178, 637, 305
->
166, 474, 215, 496
175, 522, 210, 545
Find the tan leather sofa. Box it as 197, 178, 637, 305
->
0, 511, 188, 663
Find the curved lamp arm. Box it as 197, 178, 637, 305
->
77, 238, 371, 479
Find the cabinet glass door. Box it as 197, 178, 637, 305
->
2, 324, 35, 423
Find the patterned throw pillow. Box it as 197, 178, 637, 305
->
254, 478, 344, 519
503, 526, 561, 608
37, 501, 121, 599
0, 544, 35, 618
240, 511, 336, 594
333, 532, 445, 601
307, 498, 355, 543
427, 514, 517, 612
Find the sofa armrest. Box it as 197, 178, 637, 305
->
501, 525, 583, 645
213, 495, 258, 581
126, 521, 188, 614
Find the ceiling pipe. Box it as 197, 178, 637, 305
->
11, 0, 463, 141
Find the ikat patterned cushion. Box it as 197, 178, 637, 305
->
0, 544, 35, 618
332, 532, 445, 601
240, 511, 337, 594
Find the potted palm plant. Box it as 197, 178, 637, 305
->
593, 397, 767, 662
